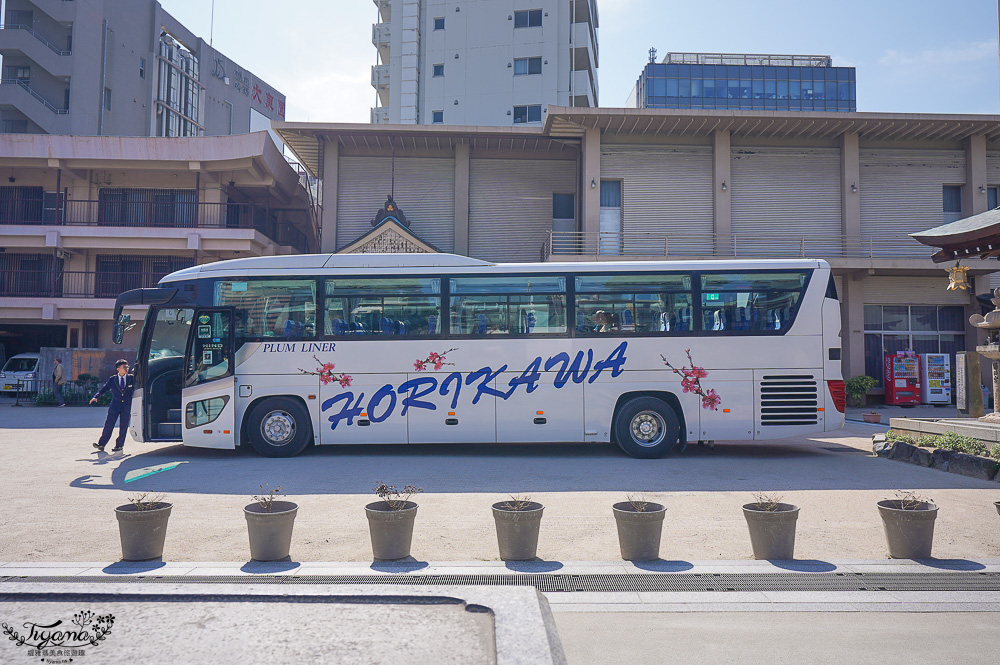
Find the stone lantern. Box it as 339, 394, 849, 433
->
969, 288, 1000, 422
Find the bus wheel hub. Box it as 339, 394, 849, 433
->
631, 412, 663, 445
262, 411, 295, 445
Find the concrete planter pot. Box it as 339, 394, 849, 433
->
742, 503, 799, 560
995, 500, 1000, 516
612, 501, 666, 561
115, 502, 172, 561
877, 500, 938, 559
492, 501, 544, 561
244, 501, 298, 561
862, 412, 882, 424
365, 501, 418, 560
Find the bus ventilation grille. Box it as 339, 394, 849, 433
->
760, 374, 819, 426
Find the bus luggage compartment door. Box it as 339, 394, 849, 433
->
320, 374, 408, 445
181, 308, 236, 449
407, 371, 496, 444
495, 372, 582, 443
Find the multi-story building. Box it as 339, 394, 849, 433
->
277, 108, 1000, 396
371, 0, 598, 126
0, 0, 285, 136
0, 131, 317, 357
630, 52, 856, 113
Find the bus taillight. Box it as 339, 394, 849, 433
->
827, 380, 846, 413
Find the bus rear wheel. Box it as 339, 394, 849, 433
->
247, 397, 312, 458
613, 396, 680, 459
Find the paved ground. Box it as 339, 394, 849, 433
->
1, 404, 998, 563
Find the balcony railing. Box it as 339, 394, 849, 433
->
0, 271, 170, 298
0, 199, 311, 253
0, 78, 68, 113
0, 23, 72, 55
542, 231, 935, 261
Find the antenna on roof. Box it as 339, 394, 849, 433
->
649, 47, 657, 64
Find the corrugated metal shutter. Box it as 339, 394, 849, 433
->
600, 145, 713, 255
987, 151, 1000, 184
859, 149, 965, 256
468, 158, 576, 262
864, 276, 971, 305
988, 271, 1000, 289
337, 157, 455, 251
730, 147, 842, 256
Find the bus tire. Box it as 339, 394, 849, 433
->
612, 396, 680, 459
247, 397, 312, 458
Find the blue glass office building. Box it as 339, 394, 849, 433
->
634, 53, 856, 112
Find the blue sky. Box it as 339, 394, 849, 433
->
162, 0, 1000, 122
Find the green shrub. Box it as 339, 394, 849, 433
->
845, 375, 877, 406
888, 429, 995, 458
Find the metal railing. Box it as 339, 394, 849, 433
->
0, 271, 169, 298
0, 23, 72, 55
0, 199, 311, 252
5, 378, 107, 406
542, 231, 934, 261
0, 78, 68, 114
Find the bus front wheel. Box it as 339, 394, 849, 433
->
613, 397, 680, 459
247, 397, 312, 458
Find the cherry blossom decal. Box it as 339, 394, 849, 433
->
299, 354, 352, 387
660, 349, 721, 410
414, 348, 458, 372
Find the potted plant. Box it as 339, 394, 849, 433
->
366, 482, 422, 560
845, 375, 878, 408
995, 500, 1000, 516
492, 494, 544, 561
877, 491, 938, 558
742, 492, 799, 560
244, 483, 298, 561
115, 492, 172, 561
862, 411, 882, 424
612, 494, 666, 561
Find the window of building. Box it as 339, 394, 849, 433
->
450, 276, 566, 336
512, 104, 542, 124
599, 180, 622, 255
5, 9, 32, 26
157, 31, 202, 137
433, 63, 444, 77
513, 9, 542, 28
863, 305, 965, 389
3, 66, 30, 83
2, 119, 28, 133
943, 185, 962, 223
325, 277, 441, 337
97, 188, 197, 227
139, 58, 146, 79
434, 17, 445, 30
551, 193, 575, 253
103, 88, 112, 111
513, 57, 542, 76
432, 110, 444, 124
988, 186, 999, 210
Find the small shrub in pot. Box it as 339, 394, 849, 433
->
612, 494, 666, 561
115, 492, 172, 561
492, 495, 544, 561
366, 482, 422, 560
742, 492, 799, 560
877, 490, 938, 559
244, 483, 298, 561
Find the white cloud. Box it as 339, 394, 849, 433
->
880, 41, 997, 67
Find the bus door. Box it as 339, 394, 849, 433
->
181, 308, 237, 449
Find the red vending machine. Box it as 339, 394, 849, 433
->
884, 351, 921, 406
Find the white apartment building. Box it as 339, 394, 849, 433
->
0, 0, 286, 136
371, 0, 598, 126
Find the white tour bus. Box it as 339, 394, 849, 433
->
112, 254, 845, 458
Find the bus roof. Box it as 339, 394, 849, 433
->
161, 253, 828, 282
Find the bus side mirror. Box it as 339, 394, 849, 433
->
113, 314, 131, 345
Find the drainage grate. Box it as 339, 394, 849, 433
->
3, 572, 999, 593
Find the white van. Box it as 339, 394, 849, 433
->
0, 353, 41, 393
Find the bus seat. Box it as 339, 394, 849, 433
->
575, 310, 587, 332
380, 316, 395, 335
396, 320, 406, 335
620, 308, 634, 331
330, 318, 347, 335
477, 314, 488, 335
524, 311, 536, 333
427, 315, 438, 335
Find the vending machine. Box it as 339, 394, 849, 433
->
884, 351, 921, 406
919, 353, 952, 404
